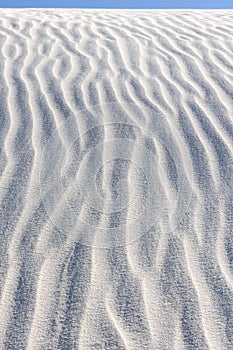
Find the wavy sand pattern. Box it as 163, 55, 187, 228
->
0, 9, 233, 350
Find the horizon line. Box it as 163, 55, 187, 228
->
1, 7, 233, 10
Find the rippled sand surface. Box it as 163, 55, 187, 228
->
0, 9, 233, 349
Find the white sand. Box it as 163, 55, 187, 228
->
0, 9, 233, 349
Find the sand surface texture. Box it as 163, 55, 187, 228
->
0, 9, 233, 350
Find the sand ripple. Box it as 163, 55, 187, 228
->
0, 9, 233, 350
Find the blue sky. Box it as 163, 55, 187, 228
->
0, 0, 233, 8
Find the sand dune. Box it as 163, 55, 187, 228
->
0, 9, 233, 349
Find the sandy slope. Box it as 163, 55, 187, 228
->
0, 9, 233, 350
